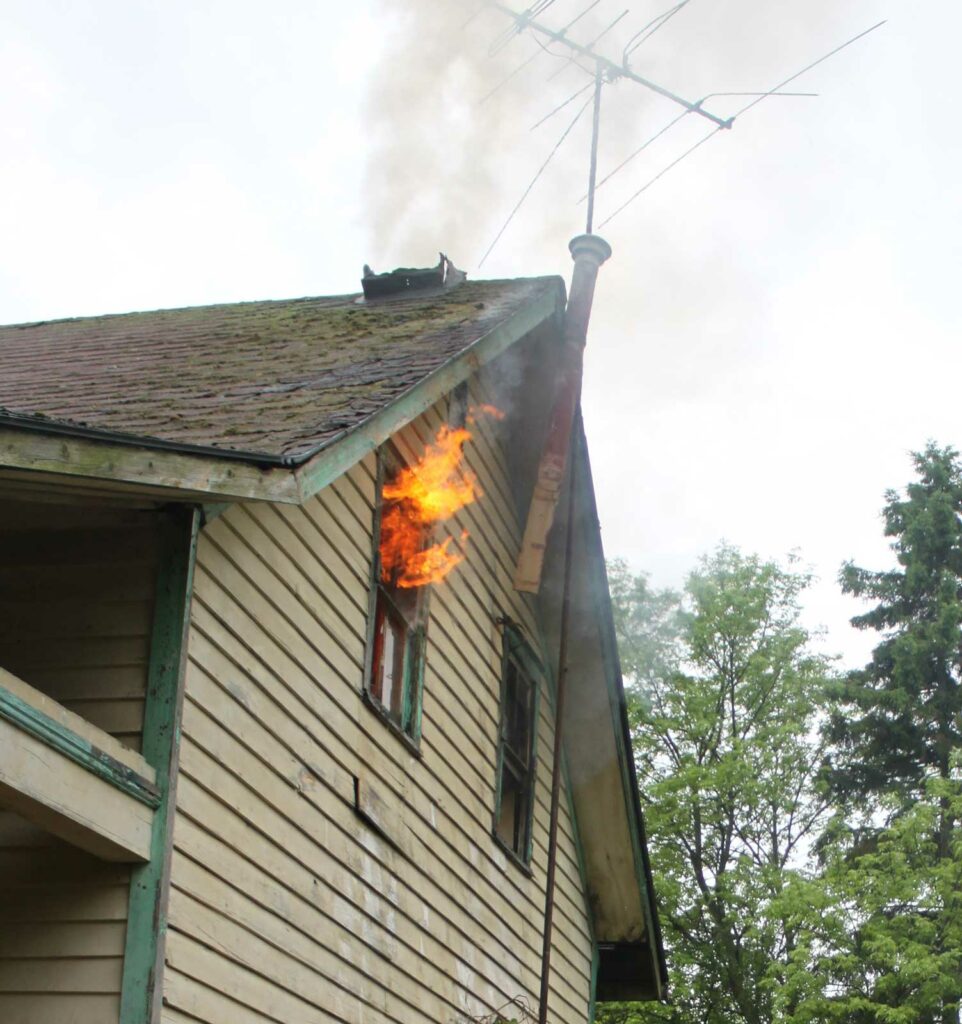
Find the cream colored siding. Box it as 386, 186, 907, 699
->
167, 381, 594, 1023
0, 506, 159, 1022
0, 511, 158, 751
0, 814, 130, 1023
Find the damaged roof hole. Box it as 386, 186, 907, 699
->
360, 254, 467, 301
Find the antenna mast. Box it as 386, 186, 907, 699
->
489, 0, 733, 128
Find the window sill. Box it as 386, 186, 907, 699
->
361, 688, 423, 759
492, 832, 534, 877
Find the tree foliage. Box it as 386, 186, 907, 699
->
814, 444, 962, 1024
601, 547, 833, 1024
827, 443, 962, 807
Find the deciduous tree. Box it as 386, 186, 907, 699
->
601, 547, 833, 1024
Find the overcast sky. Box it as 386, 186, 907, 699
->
3, 0, 957, 668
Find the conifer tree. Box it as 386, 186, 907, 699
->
827, 443, 962, 810
818, 443, 962, 1024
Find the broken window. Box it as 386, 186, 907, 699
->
494, 624, 541, 863
364, 446, 429, 742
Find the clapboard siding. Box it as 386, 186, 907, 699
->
0, 503, 160, 1022
0, 511, 159, 751
169, 384, 595, 1023
0, 813, 129, 1024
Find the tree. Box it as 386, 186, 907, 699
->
601, 546, 834, 1024
816, 443, 962, 1024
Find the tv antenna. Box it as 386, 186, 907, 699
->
478, 0, 885, 264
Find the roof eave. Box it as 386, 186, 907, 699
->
0, 281, 566, 504
569, 421, 669, 1001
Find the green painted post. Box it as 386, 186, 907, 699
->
120, 506, 200, 1024
588, 942, 600, 1024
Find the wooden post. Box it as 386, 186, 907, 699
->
120, 506, 200, 1024
514, 234, 611, 594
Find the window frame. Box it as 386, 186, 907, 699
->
492, 621, 542, 868
362, 443, 429, 752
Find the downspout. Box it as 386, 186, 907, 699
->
532, 232, 611, 1024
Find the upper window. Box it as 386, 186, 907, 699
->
365, 446, 430, 742
494, 625, 541, 863
364, 404, 491, 746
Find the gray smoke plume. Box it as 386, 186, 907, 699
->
361, 0, 858, 278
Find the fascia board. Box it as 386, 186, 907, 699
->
572, 420, 669, 998
291, 280, 565, 503
0, 427, 300, 503
0, 281, 565, 506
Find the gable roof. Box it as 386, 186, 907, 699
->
0, 278, 559, 465
0, 272, 667, 1000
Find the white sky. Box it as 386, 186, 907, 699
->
2, 0, 957, 669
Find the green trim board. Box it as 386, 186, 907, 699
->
292, 285, 563, 503
588, 941, 600, 1024
492, 620, 542, 867
120, 505, 201, 1024
0, 284, 564, 507
361, 445, 428, 748
572, 420, 668, 999
0, 683, 160, 808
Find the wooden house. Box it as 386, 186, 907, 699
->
0, 251, 666, 1023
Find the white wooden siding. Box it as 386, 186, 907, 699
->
167, 381, 594, 1024
0, 505, 159, 1023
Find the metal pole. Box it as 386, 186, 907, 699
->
586, 61, 603, 234
537, 423, 579, 1024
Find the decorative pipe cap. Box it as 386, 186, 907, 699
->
568, 234, 612, 266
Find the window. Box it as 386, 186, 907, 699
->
364, 446, 429, 743
494, 625, 541, 863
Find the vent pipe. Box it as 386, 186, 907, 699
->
514, 233, 611, 593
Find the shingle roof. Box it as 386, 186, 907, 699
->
0, 277, 560, 463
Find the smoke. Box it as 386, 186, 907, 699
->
361, 0, 858, 277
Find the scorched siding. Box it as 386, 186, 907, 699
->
164, 377, 594, 1023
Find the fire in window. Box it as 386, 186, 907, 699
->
365, 415, 496, 741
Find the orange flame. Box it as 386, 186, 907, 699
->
380, 408, 502, 589
467, 402, 506, 424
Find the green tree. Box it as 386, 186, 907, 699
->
601, 547, 834, 1024
815, 444, 962, 1024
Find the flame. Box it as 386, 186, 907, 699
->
380, 408, 502, 588
467, 402, 506, 424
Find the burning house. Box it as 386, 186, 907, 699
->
0, 240, 665, 1023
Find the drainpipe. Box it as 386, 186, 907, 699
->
531, 234, 611, 1024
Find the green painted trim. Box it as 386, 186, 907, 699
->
361, 446, 428, 749
120, 506, 200, 1024
493, 622, 541, 867
201, 501, 231, 523
588, 941, 600, 1024
573, 423, 667, 998
0, 685, 160, 808
530, 600, 599, 949
293, 283, 564, 503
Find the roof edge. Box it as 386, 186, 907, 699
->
290, 277, 566, 502
0, 279, 566, 504
573, 418, 669, 1000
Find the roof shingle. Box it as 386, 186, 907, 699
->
0, 277, 560, 463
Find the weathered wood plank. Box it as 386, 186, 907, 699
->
0, 428, 299, 503
0, 715, 154, 861
187, 544, 590, 958
0, 956, 123, 992
0, 993, 120, 1024
0, 922, 125, 959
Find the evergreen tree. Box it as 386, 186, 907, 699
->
818, 443, 962, 1024
827, 443, 962, 809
